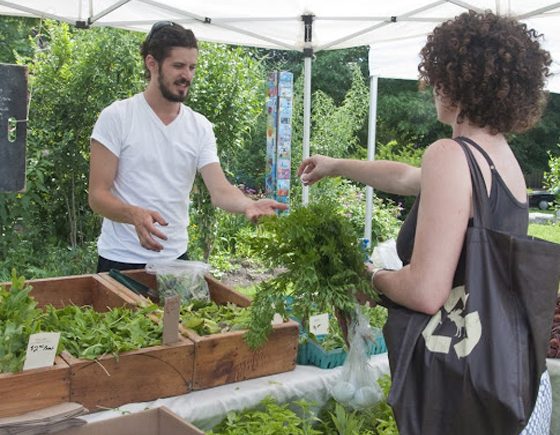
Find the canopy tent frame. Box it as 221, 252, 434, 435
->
1, 0, 559, 245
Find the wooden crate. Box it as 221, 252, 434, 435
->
0, 356, 70, 418
0, 274, 119, 417
1, 274, 194, 413
63, 338, 194, 411
99, 270, 299, 390
2, 273, 138, 310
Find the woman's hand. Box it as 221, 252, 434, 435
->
297, 155, 337, 186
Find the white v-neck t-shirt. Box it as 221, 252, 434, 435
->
91, 93, 219, 263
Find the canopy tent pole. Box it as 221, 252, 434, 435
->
364, 45, 379, 248
302, 14, 314, 205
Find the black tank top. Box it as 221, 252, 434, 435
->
396, 137, 529, 287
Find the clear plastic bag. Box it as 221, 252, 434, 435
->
370, 238, 403, 270
145, 259, 210, 302
330, 305, 383, 410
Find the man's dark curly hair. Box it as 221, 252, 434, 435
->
140, 22, 198, 80
418, 11, 551, 134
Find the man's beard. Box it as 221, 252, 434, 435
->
158, 72, 189, 103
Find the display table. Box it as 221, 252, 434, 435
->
80, 354, 390, 431
76, 356, 560, 433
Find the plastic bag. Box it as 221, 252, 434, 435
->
370, 238, 403, 270
145, 259, 210, 302
330, 305, 383, 410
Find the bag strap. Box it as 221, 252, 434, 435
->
453, 137, 491, 227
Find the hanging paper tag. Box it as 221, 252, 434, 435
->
309, 313, 329, 336
163, 295, 181, 345
23, 332, 60, 370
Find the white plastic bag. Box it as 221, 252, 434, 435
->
330, 306, 383, 410
370, 238, 403, 270
145, 259, 210, 302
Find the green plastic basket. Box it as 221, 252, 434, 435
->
304, 332, 387, 369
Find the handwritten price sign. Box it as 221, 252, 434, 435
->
23, 332, 60, 370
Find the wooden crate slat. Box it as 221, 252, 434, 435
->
63, 339, 194, 411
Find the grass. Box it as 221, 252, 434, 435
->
528, 222, 560, 244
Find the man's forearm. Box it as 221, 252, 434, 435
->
89, 190, 139, 224
209, 185, 253, 214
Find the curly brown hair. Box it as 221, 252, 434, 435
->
418, 11, 551, 134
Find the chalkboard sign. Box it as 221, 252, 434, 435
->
0, 63, 28, 192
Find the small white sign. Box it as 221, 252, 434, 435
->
23, 332, 60, 371
309, 313, 329, 336
163, 295, 181, 345
271, 313, 284, 325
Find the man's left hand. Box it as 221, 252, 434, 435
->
245, 199, 288, 221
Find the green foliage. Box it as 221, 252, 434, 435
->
318, 374, 398, 435
375, 140, 423, 167
302, 177, 402, 247
291, 65, 369, 174
254, 46, 369, 106
509, 94, 560, 176
377, 81, 450, 148
0, 241, 97, 282
208, 396, 321, 435
0, 21, 145, 257
189, 43, 264, 172
244, 200, 377, 348
374, 140, 423, 214
0, 16, 38, 63
543, 144, 560, 210
328, 403, 368, 434
0, 270, 42, 373
40, 304, 162, 360
310, 66, 369, 157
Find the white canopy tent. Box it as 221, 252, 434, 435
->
1, 0, 559, 243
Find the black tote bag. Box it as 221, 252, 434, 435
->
382, 138, 560, 435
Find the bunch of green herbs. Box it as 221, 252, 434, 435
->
245, 200, 376, 348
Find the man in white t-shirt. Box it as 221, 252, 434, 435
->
89, 22, 287, 272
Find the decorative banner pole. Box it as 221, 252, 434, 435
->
265, 71, 293, 213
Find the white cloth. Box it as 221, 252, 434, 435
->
91, 93, 219, 263
548, 358, 560, 435
520, 370, 552, 435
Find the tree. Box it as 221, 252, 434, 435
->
1, 21, 145, 252
0, 16, 38, 63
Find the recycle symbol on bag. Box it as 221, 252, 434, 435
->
421, 285, 482, 358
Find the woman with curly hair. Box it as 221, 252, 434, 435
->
298, 10, 552, 434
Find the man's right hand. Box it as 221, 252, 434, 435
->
131, 207, 168, 251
